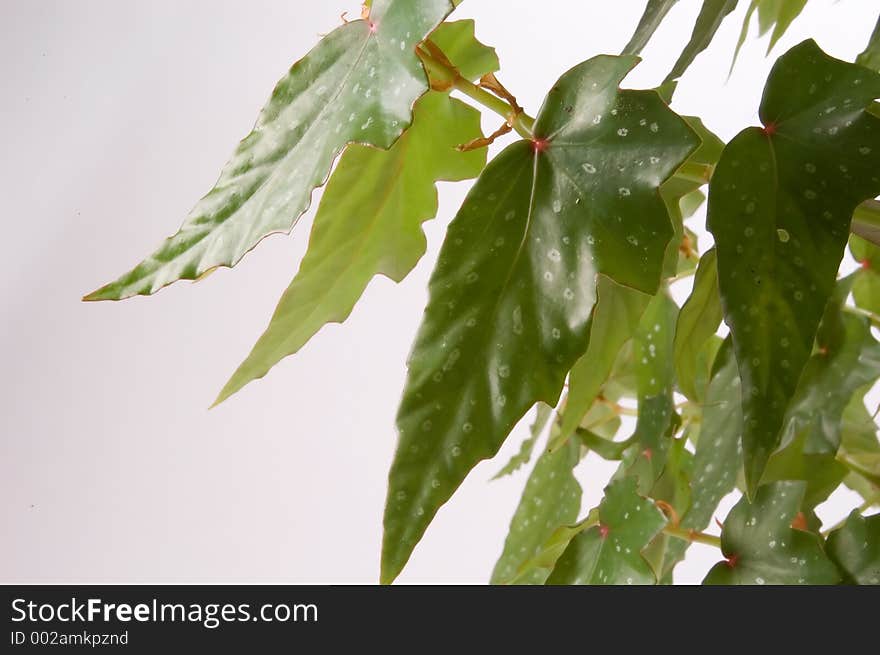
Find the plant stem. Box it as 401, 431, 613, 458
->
417, 45, 534, 139
662, 525, 722, 548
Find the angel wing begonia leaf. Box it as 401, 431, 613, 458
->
707, 40, 880, 493
381, 55, 699, 583
85, 0, 453, 301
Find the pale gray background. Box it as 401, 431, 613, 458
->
2, 1, 876, 584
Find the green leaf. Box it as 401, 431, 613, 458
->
660, 115, 724, 277
827, 511, 880, 584
215, 92, 485, 403
673, 249, 723, 401
381, 55, 699, 583
427, 19, 499, 81
731, 0, 809, 72
778, 311, 880, 456
662, 340, 742, 578
622, 290, 679, 491
850, 235, 880, 315
546, 477, 667, 585
857, 16, 880, 73
706, 40, 880, 493
491, 439, 582, 585
84, 0, 454, 301
703, 481, 841, 584
622, 0, 680, 56
663, 0, 739, 86
643, 436, 693, 580
493, 403, 553, 479
555, 277, 650, 449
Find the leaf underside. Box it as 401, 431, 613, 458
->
85, 0, 454, 301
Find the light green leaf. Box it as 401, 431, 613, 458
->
491, 438, 582, 585
707, 40, 880, 493
493, 403, 553, 480
215, 92, 485, 403
660, 115, 724, 277
662, 339, 742, 577
849, 235, 880, 315
857, 16, 880, 72
827, 511, 880, 584
622, 290, 679, 492
622, 0, 680, 56
703, 481, 840, 584
381, 55, 699, 583
731, 0, 809, 72
643, 436, 693, 580
663, 0, 739, 86
546, 477, 667, 585
428, 19, 499, 81
674, 249, 723, 401
554, 277, 651, 450
84, 0, 453, 301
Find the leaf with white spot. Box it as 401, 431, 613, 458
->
826, 511, 880, 585
215, 92, 486, 403
619, 290, 679, 492
703, 481, 840, 585
381, 55, 699, 583
621, 0, 680, 56
776, 306, 880, 457
707, 40, 880, 492
493, 403, 553, 480
84, 0, 453, 301
673, 248, 723, 401
491, 438, 582, 585
555, 277, 650, 449
546, 477, 667, 585
664, 0, 739, 86
662, 339, 742, 577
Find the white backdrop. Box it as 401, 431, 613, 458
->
2, 0, 876, 584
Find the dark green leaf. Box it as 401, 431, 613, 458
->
622, 0, 680, 56
707, 40, 880, 492
664, 0, 739, 86
546, 477, 667, 585
674, 249, 723, 401
826, 511, 880, 584
491, 439, 582, 584
427, 19, 499, 81
493, 403, 553, 479
857, 16, 880, 73
555, 277, 650, 449
382, 55, 699, 583
704, 481, 841, 584
215, 92, 485, 403
85, 0, 453, 301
